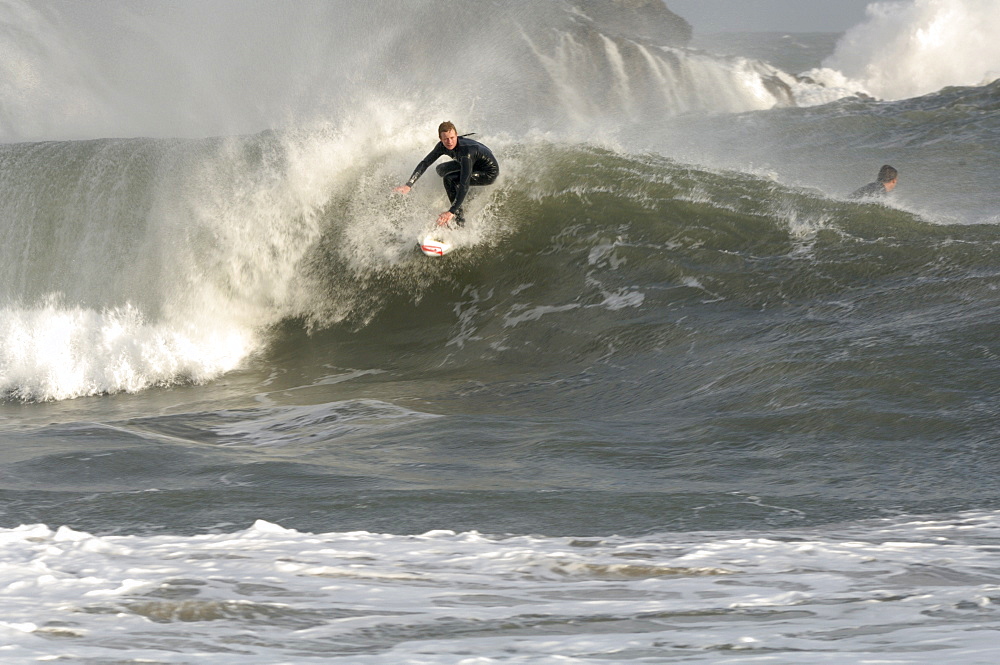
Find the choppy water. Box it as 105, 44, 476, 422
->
2, 1, 1000, 663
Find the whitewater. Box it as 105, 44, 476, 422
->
2, 0, 1000, 663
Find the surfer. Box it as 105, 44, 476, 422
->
395, 121, 500, 226
850, 164, 898, 199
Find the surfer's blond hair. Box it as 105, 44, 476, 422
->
438, 121, 457, 136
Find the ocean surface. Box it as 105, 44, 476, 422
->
3, 1, 1000, 662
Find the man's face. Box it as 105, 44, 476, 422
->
885, 178, 898, 192
440, 129, 458, 150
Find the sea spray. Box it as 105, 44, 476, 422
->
812, 0, 1000, 100
1, 0, 801, 144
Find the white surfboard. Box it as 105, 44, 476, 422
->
418, 230, 455, 257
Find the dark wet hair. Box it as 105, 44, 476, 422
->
877, 165, 898, 183
438, 121, 457, 136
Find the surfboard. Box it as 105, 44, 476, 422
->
418, 229, 455, 257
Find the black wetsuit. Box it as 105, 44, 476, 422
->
405, 136, 500, 223
850, 181, 888, 199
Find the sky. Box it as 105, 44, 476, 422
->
665, 0, 880, 34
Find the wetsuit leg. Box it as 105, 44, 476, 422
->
453, 172, 499, 224
468, 171, 498, 187
436, 162, 461, 205
436, 162, 465, 224
436, 162, 498, 226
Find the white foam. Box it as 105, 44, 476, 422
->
0, 299, 253, 401
2, 512, 1000, 663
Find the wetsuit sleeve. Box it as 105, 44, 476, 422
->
850, 182, 886, 199
448, 152, 474, 215
405, 143, 446, 187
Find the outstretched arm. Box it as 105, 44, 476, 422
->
396, 143, 445, 193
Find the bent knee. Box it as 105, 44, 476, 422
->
436, 162, 460, 177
